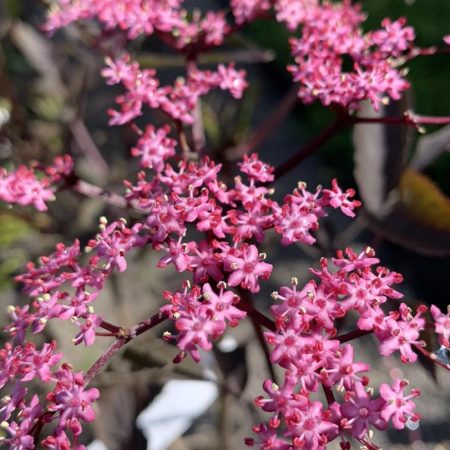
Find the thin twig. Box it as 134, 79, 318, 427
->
71, 179, 147, 214
187, 58, 206, 154
84, 312, 167, 386
274, 117, 347, 180
85, 338, 128, 385
70, 118, 109, 179
138, 48, 274, 69
414, 344, 450, 372
351, 113, 450, 126
175, 120, 194, 160
237, 288, 278, 384
227, 86, 298, 160
336, 328, 373, 343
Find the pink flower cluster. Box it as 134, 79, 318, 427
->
0, 342, 98, 450
102, 54, 248, 125
11, 219, 146, 347
1, 149, 359, 447
45, 0, 230, 49
248, 247, 427, 449
231, 0, 271, 25
1, 1, 448, 449
162, 281, 246, 362
285, 2, 415, 110
122, 150, 357, 361
0, 156, 72, 211
46, 0, 416, 112
0, 219, 146, 448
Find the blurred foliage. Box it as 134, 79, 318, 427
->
0, 212, 30, 246
399, 169, 450, 233
0, 213, 30, 288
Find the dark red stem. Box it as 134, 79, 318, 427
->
322, 385, 336, 405
237, 288, 277, 383
336, 328, 373, 343
351, 114, 450, 126
71, 179, 147, 213
228, 86, 299, 160
85, 312, 166, 386
413, 344, 450, 372
274, 117, 348, 180
187, 58, 206, 155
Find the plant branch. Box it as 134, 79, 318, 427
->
237, 288, 277, 383
84, 312, 167, 386
351, 113, 450, 127
414, 344, 450, 372
274, 116, 348, 180
138, 48, 274, 69
187, 58, 206, 155
70, 179, 148, 214
70, 118, 109, 180
98, 318, 122, 333
336, 328, 373, 343
175, 119, 195, 160
322, 385, 335, 405
228, 86, 298, 160
237, 297, 276, 332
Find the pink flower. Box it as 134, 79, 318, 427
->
274, 202, 318, 246
245, 423, 290, 449
380, 379, 420, 429
321, 344, 369, 390
332, 247, 379, 272
190, 241, 224, 283
274, 0, 317, 31
131, 125, 176, 172
175, 309, 225, 362
0, 166, 55, 211
229, 203, 273, 243
231, 0, 271, 25
341, 382, 387, 439
73, 314, 103, 346
286, 2, 414, 110
90, 219, 145, 272
157, 238, 194, 273
377, 304, 427, 363
202, 282, 246, 326
0, 394, 41, 450
370, 18, 415, 57
286, 401, 339, 449
47, 365, 99, 435
430, 304, 450, 347
238, 153, 275, 183
217, 64, 248, 99
322, 179, 361, 218
226, 244, 273, 293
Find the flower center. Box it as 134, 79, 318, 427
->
359, 407, 369, 418
243, 262, 255, 273
304, 418, 315, 430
